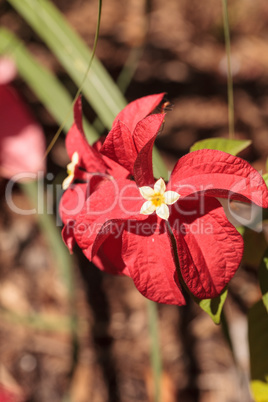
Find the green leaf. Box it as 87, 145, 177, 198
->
196, 289, 228, 324
259, 249, 268, 313
236, 226, 245, 236
190, 138, 251, 156
263, 173, 268, 188
248, 300, 268, 401
0, 27, 98, 142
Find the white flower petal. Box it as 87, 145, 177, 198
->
62, 173, 74, 190
156, 204, 169, 220
72, 151, 79, 164
139, 186, 155, 200
154, 177, 166, 194
164, 191, 180, 205
140, 200, 156, 215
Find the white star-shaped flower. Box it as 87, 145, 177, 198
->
139, 177, 180, 220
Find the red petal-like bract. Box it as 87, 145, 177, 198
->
133, 114, 165, 152
66, 98, 106, 174
170, 197, 244, 299
60, 183, 89, 252
121, 217, 185, 305
74, 179, 145, 257
133, 113, 166, 186
92, 233, 129, 276
100, 120, 137, 173
66, 98, 130, 180
134, 134, 157, 187
101, 94, 165, 175
112, 93, 165, 133
60, 183, 89, 224
169, 149, 268, 208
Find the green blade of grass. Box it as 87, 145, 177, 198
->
0, 27, 98, 142
7, 0, 126, 129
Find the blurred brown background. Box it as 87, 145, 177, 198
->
0, 0, 268, 401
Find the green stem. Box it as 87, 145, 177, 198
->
222, 0, 235, 139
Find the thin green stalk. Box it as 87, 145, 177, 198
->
44, 0, 102, 158
147, 300, 162, 402
0, 28, 98, 142
222, 0, 235, 139
7, 0, 126, 128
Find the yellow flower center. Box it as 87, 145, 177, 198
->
62, 152, 79, 190
66, 163, 73, 176
151, 193, 165, 207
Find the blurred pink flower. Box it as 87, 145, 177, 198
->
0, 385, 24, 402
0, 58, 45, 180
0, 57, 17, 85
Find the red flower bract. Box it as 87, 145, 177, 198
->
60, 94, 268, 305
